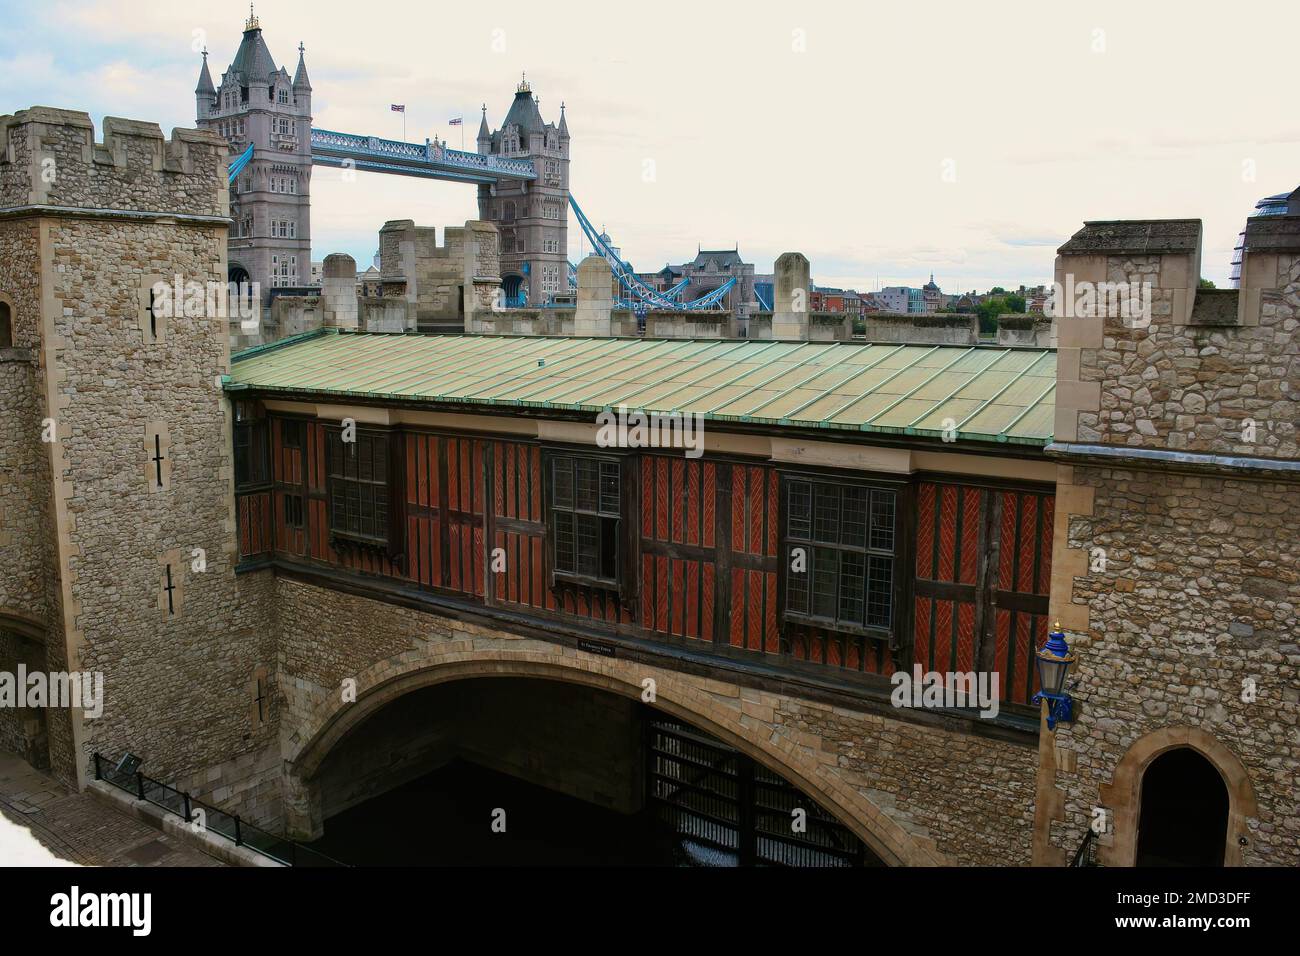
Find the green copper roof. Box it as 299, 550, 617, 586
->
227, 331, 1056, 446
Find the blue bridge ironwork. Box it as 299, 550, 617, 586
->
569, 195, 736, 311
309, 128, 536, 184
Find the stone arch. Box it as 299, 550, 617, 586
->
283, 648, 946, 866
1098, 725, 1257, 866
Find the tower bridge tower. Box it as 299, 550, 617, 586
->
196, 6, 313, 302
477, 75, 570, 306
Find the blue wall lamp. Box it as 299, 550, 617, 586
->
1033, 623, 1076, 731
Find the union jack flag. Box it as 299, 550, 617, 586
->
390, 104, 405, 113
448, 117, 463, 126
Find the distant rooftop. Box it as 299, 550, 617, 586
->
227, 331, 1056, 446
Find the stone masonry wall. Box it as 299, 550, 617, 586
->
1042, 222, 1300, 866
0, 108, 276, 791
1048, 467, 1299, 865
775, 697, 1038, 866
0, 110, 225, 217
0, 220, 56, 632
1078, 255, 1297, 457
48, 215, 278, 785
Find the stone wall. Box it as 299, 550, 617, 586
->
644, 311, 734, 338
469, 307, 575, 336
1076, 256, 1296, 457
379, 218, 500, 331
1046, 467, 1299, 865
1039, 218, 1300, 867
996, 315, 1053, 347
0, 108, 276, 791
862, 312, 977, 345
269, 575, 1035, 865
0, 110, 226, 217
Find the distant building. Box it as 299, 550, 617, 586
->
640, 247, 757, 317
357, 264, 381, 297
811, 286, 848, 312
1230, 186, 1298, 287
922, 274, 941, 313
874, 287, 911, 313
873, 281, 939, 314
1019, 285, 1050, 314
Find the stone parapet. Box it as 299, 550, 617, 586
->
0, 107, 227, 218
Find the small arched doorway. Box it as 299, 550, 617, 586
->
1135, 747, 1229, 866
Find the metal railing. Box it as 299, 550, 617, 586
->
93, 752, 345, 867
310, 128, 536, 178
1070, 828, 1100, 867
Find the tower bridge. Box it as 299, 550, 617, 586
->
200, 9, 741, 314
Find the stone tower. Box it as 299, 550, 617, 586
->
196, 7, 313, 303
1034, 218, 1300, 867
0, 107, 276, 795
477, 75, 569, 306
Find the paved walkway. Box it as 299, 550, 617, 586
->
0, 751, 224, 866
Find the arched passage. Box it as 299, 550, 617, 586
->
283, 651, 945, 865
1136, 748, 1228, 865
1098, 726, 1257, 867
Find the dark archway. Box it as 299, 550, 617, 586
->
0, 299, 12, 348
1135, 747, 1229, 866
301, 677, 881, 866
502, 274, 523, 305
228, 264, 251, 285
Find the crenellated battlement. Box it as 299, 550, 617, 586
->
0, 106, 228, 218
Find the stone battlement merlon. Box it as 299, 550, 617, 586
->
0, 106, 228, 219
1057, 219, 1202, 257
1052, 216, 1299, 461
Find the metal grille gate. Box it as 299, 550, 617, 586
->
646, 715, 875, 866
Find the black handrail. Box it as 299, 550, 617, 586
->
93, 752, 346, 867
1071, 827, 1100, 867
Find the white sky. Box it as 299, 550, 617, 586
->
2, 0, 1297, 291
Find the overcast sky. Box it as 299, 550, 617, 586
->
2, 0, 1297, 291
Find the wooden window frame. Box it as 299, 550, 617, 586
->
283, 492, 304, 530
777, 470, 909, 646
544, 447, 633, 596
233, 401, 270, 490
324, 425, 403, 557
